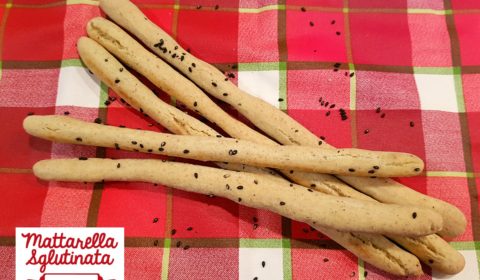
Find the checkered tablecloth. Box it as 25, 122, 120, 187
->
1, 0, 479, 279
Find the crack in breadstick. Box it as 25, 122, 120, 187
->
97, 0, 466, 238
75, 38, 423, 276
24, 115, 423, 177
31, 158, 441, 237
76, 36, 461, 274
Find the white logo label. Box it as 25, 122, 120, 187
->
16, 227, 124, 280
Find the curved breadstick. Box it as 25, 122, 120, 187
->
98, 0, 465, 237
23, 115, 423, 177
76, 38, 423, 276
32, 158, 441, 236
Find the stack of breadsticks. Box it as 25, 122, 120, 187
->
25, 0, 467, 276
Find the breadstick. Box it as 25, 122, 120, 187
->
98, 0, 465, 237
86, 18, 267, 144
32, 158, 442, 236
23, 115, 423, 177
76, 38, 424, 276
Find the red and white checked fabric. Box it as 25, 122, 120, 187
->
1, 0, 480, 279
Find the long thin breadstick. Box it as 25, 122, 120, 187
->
23, 115, 423, 177
98, 0, 465, 238
76, 38, 424, 276
32, 158, 441, 237
77, 36, 463, 274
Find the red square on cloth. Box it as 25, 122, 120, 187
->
462, 74, 480, 112
0, 107, 53, 169
423, 177, 474, 241
171, 189, 239, 238
0, 247, 14, 280
97, 182, 168, 237
238, 207, 282, 238
0, 173, 49, 236
179, 0, 239, 8
238, 11, 278, 63
286, 0, 343, 7
125, 247, 164, 280
350, 13, 412, 66
422, 111, 465, 171
455, 14, 480, 66
177, 10, 238, 63
168, 247, 239, 279
451, 0, 480, 9
356, 71, 419, 110
3, 7, 66, 61
288, 109, 352, 148
287, 69, 350, 110
62, 5, 102, 59
142, 8, 174, 34
467, 112, 480, 173
0, 68, 59, 108
355, 109, 425, 158
395, 176, 428, 197
291, 248, 358, 279
291, 220, 328, 240
12, 0, 60, 4
349, 0, 407, 8
286, 11, 346, 62
408, 14, 452, 66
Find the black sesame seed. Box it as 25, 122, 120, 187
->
192, 63, 196, 67
216, 135, 222, 138
412, 212, 417, 219
119, 67, 124, 72
320, 136, 326, 140
331, 20, 336, 24
348, 168, 355, 172
161, 142, 166, 147
414, 168, 421, 172
308, 188, 313, 192
428, 259, 434, 264
310, 184, 316, 188
183, 149, 190, 154
194, 173, 198, 179
183, 245, 190, 250
376, 107, 381, 113
139, 144, 144, 148
188, 67, 192, 72
226, 184, 230, 190
253, 223, 258, 229
193, 101, 198, 107
94, 118, 102, 124
301, 7, 306, 12
326, 111, 331, 116
254, 277, 258, 280
214, 4, 219, 9
196, 5, 202, 9
380, 113, 386, 118
63, 111, 70, 115
324, 102, 329, 107
409, 121, 415, 127
334, 63, 341, 68
254, 180, 258, 184
323, 258, 329, 262
253, 217, 258, 223
318, 140, 323, 145
176, 241, 182, 247
336, 31, 341, 35
153, 217, 159, 223
309, 21, 314, 27
349, 72, 355, 77
223, 93, 228, 96
75, 137, 82, 142
368, 170, 375, 174
212, 82, 217, 87
104, 58, 108, 62
364, 271, 368, 277
238, 198, 242, 202
280, 201, 286, 206
261, 261, 266, 268
330, 104, 336, 109
159, 147, 164, 152
104, 100, 111, 106
278, 98, 284, 102
228, 73, 235, 78
364, 129, 369, 134
114, 143, 120, 150
186, 227, 193, 231
171, 229, 176, 236
115, 79, 120, 84
373, 166, 379, 170
79, 157, 88, 160
289, 170, 294, 174
228, 149, 238, 156
147, 149, 153, 153
223, 174, 230, 178
237, 185, 243, 190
